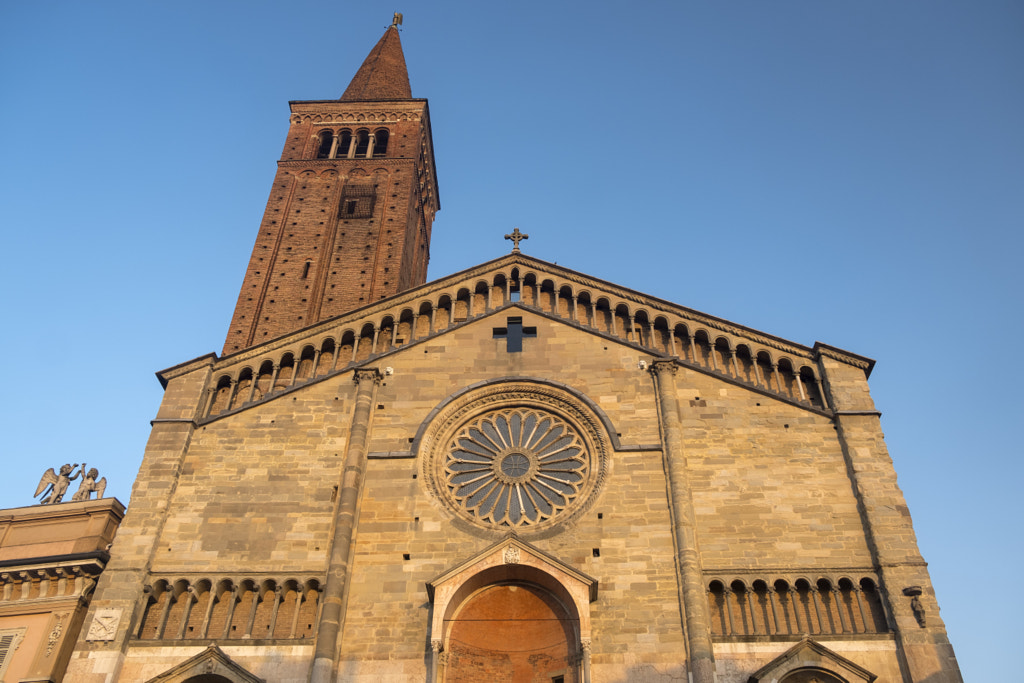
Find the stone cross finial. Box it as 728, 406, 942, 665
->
505, 228, 528, 253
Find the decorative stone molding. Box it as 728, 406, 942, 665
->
143, 643, 265, 683
745, 638, 878, 683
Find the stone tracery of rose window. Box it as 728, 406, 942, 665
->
443, 409, 589, 527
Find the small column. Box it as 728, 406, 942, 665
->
429, 307, 437, 334
351, 337, 360, 363
743, 586, 756, 634
226, 378, 239, 409
311, 349, 322, 376
687, 333, 697, 364
429, 640, 443, 683
289, 590, 303, 638
853, 585, 868, 633
486, 285, 494, 311
391, 323, 399, 348
200, 587, 218, 638
245, 376, 258, 404
795, 369, 808, 402
790, 585, 804, 634
729, 349, 740, 378
834, 586, 851, 633
311, 368, 383, 683
371, 327, 380, 355
411, 313, 420, 341
155, 589, 175, 640
767, 586, 781, 635
267, 585, 283, 637
290, 362, 300, 387
200, 385, 217, 418
328, 132, 340, 159
770, 363, 783, 393
175, 587, 197, 640
669, 328, 678, 357
581, 637, 593, 683
269, 363, 281, 393
222, 586, 240, 639
810, 584, 825, 634
753, 358, 764, 388
814, 376, 830, 410
243, 589, 260, 638
650, 361, 715, 683
722, 587, 734, 635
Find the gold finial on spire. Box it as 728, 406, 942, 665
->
392, 12, 403, 28
505, 228, 529, 253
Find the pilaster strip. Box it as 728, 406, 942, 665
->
310, 368, 382, 683
650, 361, 715, 683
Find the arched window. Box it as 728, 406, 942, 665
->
354, 129, 370, 157
315, 131, 332, 159
372, 129, 389, 157
335, 129, 352, 158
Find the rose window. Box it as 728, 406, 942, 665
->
444, 408, 589, 527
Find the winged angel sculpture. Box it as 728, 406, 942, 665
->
35, 463, 106, 504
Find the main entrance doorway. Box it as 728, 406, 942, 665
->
445, 582, 577, 683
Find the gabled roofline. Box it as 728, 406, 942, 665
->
212, 251, 868, 372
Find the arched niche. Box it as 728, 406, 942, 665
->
427, 537, 597, 683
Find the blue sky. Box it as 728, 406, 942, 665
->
1, 2, 1021, 679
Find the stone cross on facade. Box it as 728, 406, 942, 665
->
493, 317, 537, 353
504, 228, 528, 253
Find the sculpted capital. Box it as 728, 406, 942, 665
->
353, 368, 383, 386
650, 360, 678, 376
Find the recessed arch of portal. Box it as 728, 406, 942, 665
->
429, 549, 594, 683
444, 578, 578, 683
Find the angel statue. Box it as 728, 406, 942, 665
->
34, 463, 84, 505
71, 466, 107, 502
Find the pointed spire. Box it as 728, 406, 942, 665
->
341, 25, 412, 101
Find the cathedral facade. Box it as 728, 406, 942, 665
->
67, 23, 962, 683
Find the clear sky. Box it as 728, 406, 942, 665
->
1, 1, 1020, 679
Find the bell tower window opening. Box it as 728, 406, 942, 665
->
315, 131, 333, 159
354, 130, 370, 157
372, 129, 389, 157
334, 129, 352, 159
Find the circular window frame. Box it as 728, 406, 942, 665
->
419, 381, 611, 537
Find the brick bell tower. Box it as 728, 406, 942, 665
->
223, 19, 439, 355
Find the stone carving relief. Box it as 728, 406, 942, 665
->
45, 613, 66, 656
86, 608, 122, 641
